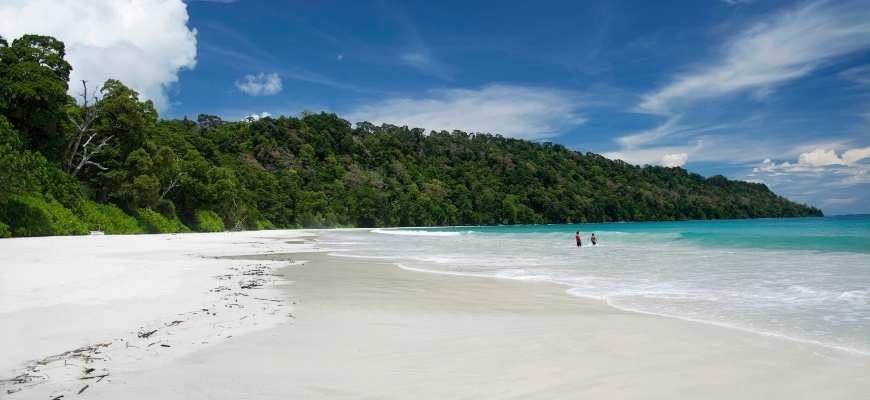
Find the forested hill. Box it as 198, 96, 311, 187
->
0, 35, 821, 237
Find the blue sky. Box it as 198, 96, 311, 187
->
2, 0, 869, 214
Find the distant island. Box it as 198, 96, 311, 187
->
0, 35, 821, 238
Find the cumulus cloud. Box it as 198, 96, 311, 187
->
751, 146, 870, 185
661, 153, 688, 167
242, 112, 272, 122
638, 1, 870, 114
0, 0, 197, 111
235, 72, 283, 96
346, 84, 585, 140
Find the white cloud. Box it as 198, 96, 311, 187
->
798, 148, 845, 166
0, 0, 197, 111
235, 72, 283, 96
843, 147, 870, 164
661, 153, 688, 167
751, 146, 870, 185
346, 84, 585, 140
790, 146, 870, 167
639, 1, 870, 114
839, 64, 870, 87
242, 112, 271, 122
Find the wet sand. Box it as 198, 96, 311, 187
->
67, 251, 870, 400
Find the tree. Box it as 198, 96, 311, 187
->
0, 35, 72, 158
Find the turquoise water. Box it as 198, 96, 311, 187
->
322, 216, 870, 354
422, 216, 870, 254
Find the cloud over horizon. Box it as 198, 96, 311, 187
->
346, 84, 586, 140
0, 0, 198, 111
606, 0, 870, 174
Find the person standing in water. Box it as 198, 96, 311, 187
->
575, 231, 582, 247
591, 233, 597, 246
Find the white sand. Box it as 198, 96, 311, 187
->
3, 232, 870, 399
0, 230, 317, 397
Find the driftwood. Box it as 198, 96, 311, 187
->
240, 279, 265, 289
77, 384, 89, 394
79, 373, 109, 380
34, 342, 111, 366
137, 329, 158, 339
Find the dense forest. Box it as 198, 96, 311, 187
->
0, 35, 821, 237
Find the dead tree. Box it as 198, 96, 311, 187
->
158, 168, 184, 202
65, 80, 112, 178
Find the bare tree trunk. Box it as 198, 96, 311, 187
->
158, 171, 183, 201
65, 80, 110, 178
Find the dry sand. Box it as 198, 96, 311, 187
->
27, 250, 869, 400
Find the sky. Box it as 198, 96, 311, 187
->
1, 0, 869, 215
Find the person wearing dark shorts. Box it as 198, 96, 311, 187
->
591, 233, 597, 245
575, 231, 582, 247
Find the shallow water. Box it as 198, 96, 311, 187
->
320, 216, 870, 354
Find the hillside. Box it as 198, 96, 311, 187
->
0, 35, 821, 237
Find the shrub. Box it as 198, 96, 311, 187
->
0, 220, 10, 238
77, 200, 144, 234
1, 116, 85, 210
0, 194, 88, 237
136, 208, 191, 234
194, 210, 224, 232
255, 218, 276, 230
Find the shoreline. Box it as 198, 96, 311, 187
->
79, 248, 867, 399
375, 257, 870, 357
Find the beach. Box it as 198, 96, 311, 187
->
2, 230, 870, 399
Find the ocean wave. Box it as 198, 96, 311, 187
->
370, 229, 464, 237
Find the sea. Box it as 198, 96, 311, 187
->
319, 216, 870, 355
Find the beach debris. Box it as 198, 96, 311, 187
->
240, 279, 265, 289
137, 329, 158, 339
3, 256, 295, 398
79, 373, 109, 380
